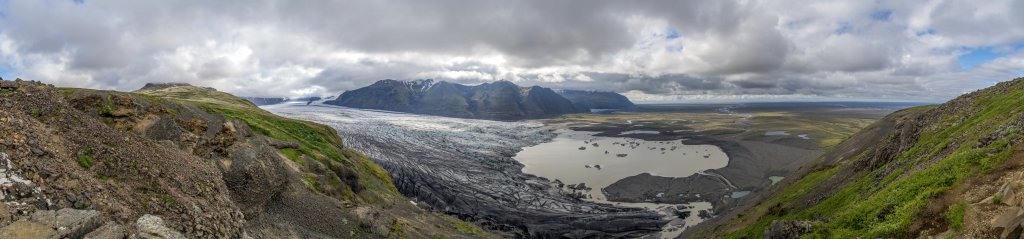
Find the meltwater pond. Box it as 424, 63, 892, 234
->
514, 128, 730, 238
514, 129, 730, 202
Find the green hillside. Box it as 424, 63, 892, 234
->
695, 78, 1024, 238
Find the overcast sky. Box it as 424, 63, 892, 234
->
1, 0, 1022, 102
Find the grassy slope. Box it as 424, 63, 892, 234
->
700, 79, 1024, 238
61, 85, 496, 238
135, 86, 397, 198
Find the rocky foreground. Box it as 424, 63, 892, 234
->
0, 79, 488, 238
0, 206, 182, 239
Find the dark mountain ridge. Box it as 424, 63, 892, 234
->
324, 79, 587, 120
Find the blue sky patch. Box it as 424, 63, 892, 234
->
665, 29, 680, 40
0, 64, 14, 80
0, 0, 8, 18
73, 0, 85, 5
958, 47, 1006, 70
870, 10, 891, 21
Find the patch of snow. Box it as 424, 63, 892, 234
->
0, 152, 52, 207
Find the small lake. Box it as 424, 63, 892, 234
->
514, 128, 730, 238
515, 129, 729, 201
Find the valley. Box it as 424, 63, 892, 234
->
265, 100, 908, 238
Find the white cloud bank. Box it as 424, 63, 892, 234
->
0, 0, 1021, 102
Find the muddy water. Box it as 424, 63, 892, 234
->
513, 128, 730, 238
515, 129, 729, 201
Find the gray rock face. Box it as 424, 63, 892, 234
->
0, 208, 103, 239
84, 222, 127, 239
133, 214, 186, 239
0, 220, 54, 238
31, 208, 103, 239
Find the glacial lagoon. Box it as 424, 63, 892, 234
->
514, 129, 729, 202
513, 128, 730, 238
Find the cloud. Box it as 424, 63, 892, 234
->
0, 0, 1021, 101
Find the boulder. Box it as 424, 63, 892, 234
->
991, 208, 1024, 239
995, 181, 1020, 206
1006, 224, 1024, 239
133, 214, 185, 239
764, 220, 812, 239
0, 220, 54, 238
84, 222, 127, 239
30, 208, 104, 239
0, 79, 17, 90
0, 208, 103, 239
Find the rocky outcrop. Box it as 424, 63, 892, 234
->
0, 208, 183, 239
325, 79, 586, 120
134, 214, 186, 239
0, 80, 244, 238
85, 222, 127, 239
0, 208, 108, 239
763, 220, 812, 239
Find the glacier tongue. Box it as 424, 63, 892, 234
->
263, 102, 667, 238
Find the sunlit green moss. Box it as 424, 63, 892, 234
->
947, 200, 966, 231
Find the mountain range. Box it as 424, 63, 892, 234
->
324, 79, 594, 120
